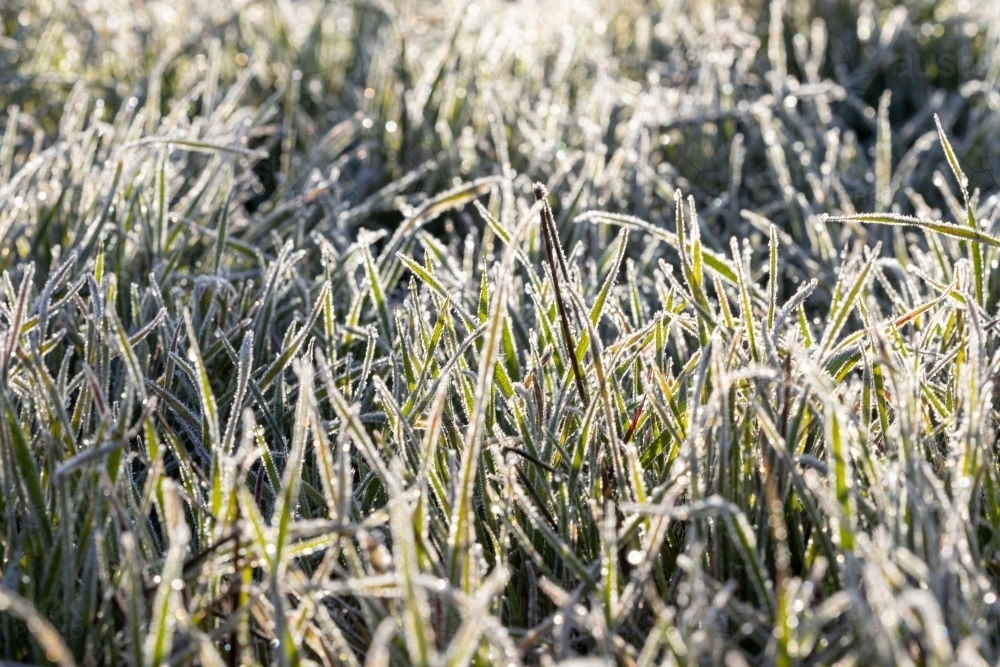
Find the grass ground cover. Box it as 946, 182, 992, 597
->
2, 0, 1000, 664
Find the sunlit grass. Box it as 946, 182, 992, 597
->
1, 0, 1000, 664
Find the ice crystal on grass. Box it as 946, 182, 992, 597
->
1, 0, 1000, 665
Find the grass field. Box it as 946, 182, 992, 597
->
2, 0, 1000, 664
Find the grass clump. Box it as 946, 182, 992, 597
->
2, 0, 1000, 664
